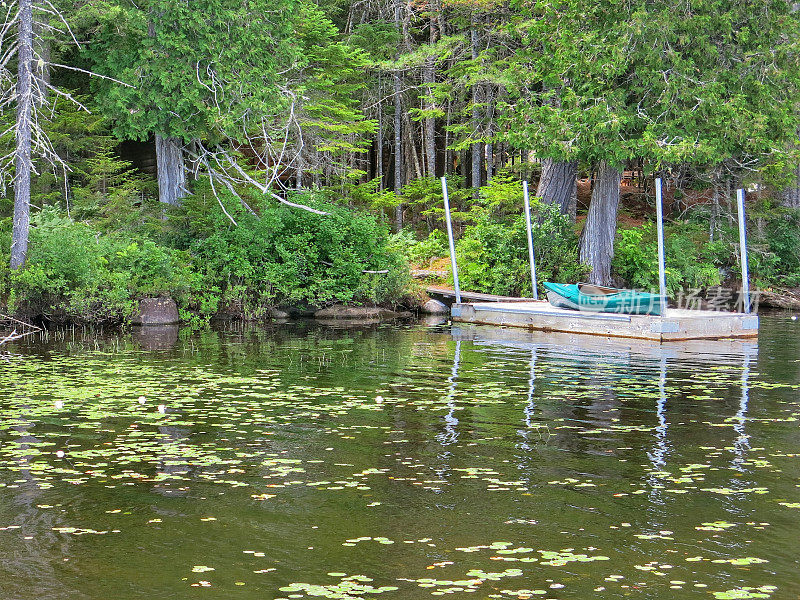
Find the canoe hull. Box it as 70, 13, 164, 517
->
543, 282, 665, 316
546, 290, 581, 311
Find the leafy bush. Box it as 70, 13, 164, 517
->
0, 210, 197, 322
614, 222, 724, 293
390, 229, 449, 267
1, 182, 411, 323
749, 204, 800, 287
455, 202, 587, 297
613, 203, 800, 293
471, 171, 525, 219
179, 185, 410, 316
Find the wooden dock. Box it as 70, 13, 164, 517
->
449, 300, 758, 342
425, 286, 758, 342
426, 286, 535, 304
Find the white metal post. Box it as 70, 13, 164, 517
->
522, 181, 539, 300
442, 177, 462, 304
736, 189, 751, 313
655, 178, 667, 315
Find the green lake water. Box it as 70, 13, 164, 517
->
1, 317, 799, 599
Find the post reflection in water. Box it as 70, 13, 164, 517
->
648, 355, 671, 474
732, 346, 755, 470
437, 339, 461, 448
518, 347, 538, 452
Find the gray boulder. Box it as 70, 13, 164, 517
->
420, 299, 449, 315
131, 297, 180, 325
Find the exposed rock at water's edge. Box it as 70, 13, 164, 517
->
758, 289, 800, 311
420, 299, 449, 315
313, 305, 403, 320
131, 297, 180, 325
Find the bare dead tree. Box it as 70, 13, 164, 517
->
393, 0, 404, 230
0, 313, 41, 345
0, 0, 131, 269
9, 0, 33, 270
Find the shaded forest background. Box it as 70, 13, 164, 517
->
1, 0, 800, 323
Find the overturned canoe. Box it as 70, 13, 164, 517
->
543, 282, 665, 316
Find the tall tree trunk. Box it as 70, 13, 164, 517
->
393, 71, 403, 229
403, 111, 423, 180
445, 95, 453, 176
422, 1, 438, 177
393, 3, 403, 230
568, 180, 578, 222
536, 158, 578, 217
377, 76, 384, 190
295, 98, 304, 190
486, 141, 493, 182
710, 185, 720, 241
485, 89, 495, 182
780, 160, 800, 208
155, 135, 187, 206
579, 162, 621, 285
10, 0, 34, 270
470, 23, 482, 196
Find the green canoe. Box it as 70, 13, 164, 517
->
543, 282, 665, 316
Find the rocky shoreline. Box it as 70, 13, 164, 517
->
3, 284, 797, 336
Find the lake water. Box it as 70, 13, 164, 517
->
1, 316, 798, 600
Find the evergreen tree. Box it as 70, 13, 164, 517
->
502, 0, 800, 284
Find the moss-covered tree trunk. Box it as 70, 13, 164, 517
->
579, 162, 621, 285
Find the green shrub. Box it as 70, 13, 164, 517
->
390, 229, 449, 267
105, 239, 198, 301
454, 202, 587, 297
4, 211, 131, 320
613, 203, 800, 293
1, 210, 197, 322
749, 205, 800, 287
613, 222, 723, 293
181, 185, 410, 315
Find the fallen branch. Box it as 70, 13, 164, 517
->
0, 313, 41, 331
0, 314, 40, 345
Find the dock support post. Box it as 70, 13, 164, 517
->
523, 181, 539, 300
441, 177, 462, 304
736, 188, 751, 313
655, 178, 668, 315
